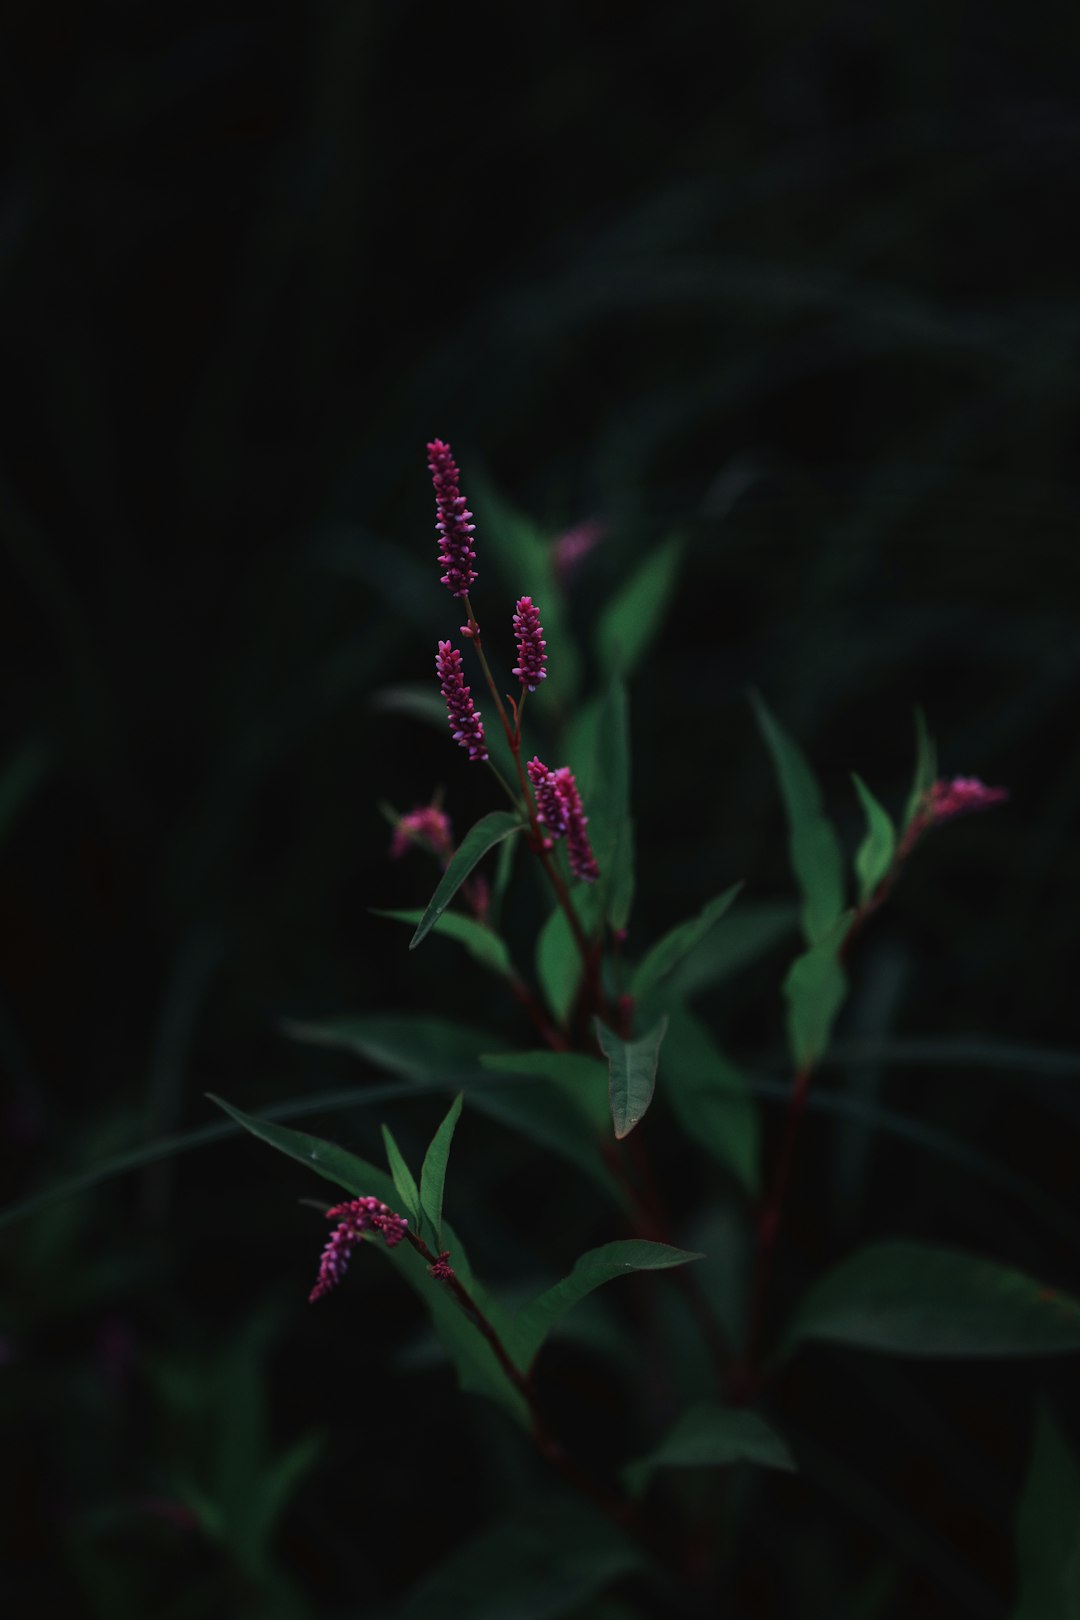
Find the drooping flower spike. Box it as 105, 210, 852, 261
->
309, 1197, 409, 1303
528, 756, 569, 840
527, 758, 599, 882
512, 596, 547, 691
436, 640, 488, 761
427, 439, 478, 599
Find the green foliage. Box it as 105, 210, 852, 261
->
586, 678, 634, 930
381, 1122, 423, 1227
663, 899, 798, 1000
785, 1241, 1080, 1359
851, 774, 896, 904
784, 917, 851, 1070
398, 1496, 642, 1620
661, 1007, 760, 1195
595, 534, 684, 678
1012, 1406, 1080, 1619
597, 1016, 669, 1139
282, 1012, 507, 1078
410, 811, 524, 948
374, 908, 514, 979
751, 691, 846, 945
536, 903, 583, 1026
480, 1048, 610, 1132
509, 1239, 704, 1368
623, 1401, 795, 1494
419, 1092, 463, 1249
904, 706, 939, 828
630, 883, 742, 1002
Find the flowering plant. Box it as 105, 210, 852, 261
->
212, 441, 1079, 1613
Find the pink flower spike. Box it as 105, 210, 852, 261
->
511, 596, 547, 691
309, 1196, 409, 1303
926, 777, 1008, 822
390, 804, 454, 862
427, 439, 478, 599
553, 766, 600, 884
436, 640, 488, 762
528, 756, 569, 838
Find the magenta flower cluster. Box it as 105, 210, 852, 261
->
527, 758, 599, 883
926, 777, 1008, 821
309, 1197, 409, 1303
512, 595, 547, 691
436, 641, 488, 762
427, 439, 478, 600
389, 804, 455, 862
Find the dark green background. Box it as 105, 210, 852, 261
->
3, 3, 1079, 1616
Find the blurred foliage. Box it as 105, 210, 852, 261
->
3, 0, 1080, 1614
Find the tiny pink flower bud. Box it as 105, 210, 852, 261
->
309, 1196, 410, 1303
436, 640, 488, 762
428, 1250, 455, 1281
390, 804, 454, 862
926, 777, 1008, 822
511, 596, 547, 691
551, 518, 608, 587
427, 438, 477, 599
528, 756, 569, 838
554, 766, 600, 884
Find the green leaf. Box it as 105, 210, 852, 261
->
661, 1008, 760, 1196
630, 885, 742, 1002
369, 683, 449, 730
851, 775, 897, 905
665, 900, 798, 1001
595, 534, 684, 678
536, 904, 583, 1027
410, 812, 523, 949
399, 1496, 642, 1620
480, 1049, 610, 1134
381, 1124, 422, 1226
1013, 1406, 1080, 1620
373, 908, 513, 980
597, 1016, 668, 1140
419, 1093, 463, 1249
751, 692, 845, 945
904, 706, 938, 829
587, 679, 634, 929
282, 1014, 506, 1078
510, 1240, 704, 1368
623, 1402, 795, 1494
210, 1097, 528, 1423
784, 1241, 1080, 1360
784, 916, 850, 1070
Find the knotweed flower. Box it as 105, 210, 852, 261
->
554, 767, 600, 884
390, 804, 454, 862
436, 641, 488, 761
427, 438, 477, 599
528, 756, 569, 839
926, 777, 1008, 822
512, 596, 547, 691
309, 1196, 409, 1303
428, 1250, 455, 1281
552, 518, 608, 587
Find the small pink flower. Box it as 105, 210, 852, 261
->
309, 1196, 409, 1303
526, 758, 599, 882
552, 518, 608, 587
428, 1250, 455, 1281
528, 756, 568, 839
511, 596, 547, 691
436, 640, 488, 762
926, 777, 1008, 822
427, 439, 478, 599
390, 805, 454, 862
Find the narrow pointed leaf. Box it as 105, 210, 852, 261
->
662, 1007, 760, 1195
480, 1049, 610, 1133
851, 775, 897, 904
419, 1093, 463, 1249
211, 1093, 395, 1203
586, 679, 633, 928
623, 1402, 795, 1494
1013, 1406, 1080, 1619
631, 884, 742, 1002
282, 1014, 506, 1078
536, 904, 583, 1027
904, 706, 938, 828
596, 534, 684, 678
751, 692, 845, 945
784, 916, 850, 1070
381, 1124, 422, 1226
784, 1241, 1080, 1360
374, 908, 513, 980
598, 1016, 668, 1140
510, 1239, 704, 1367
410, 812, 523, 949
666, 900, 798, 1000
